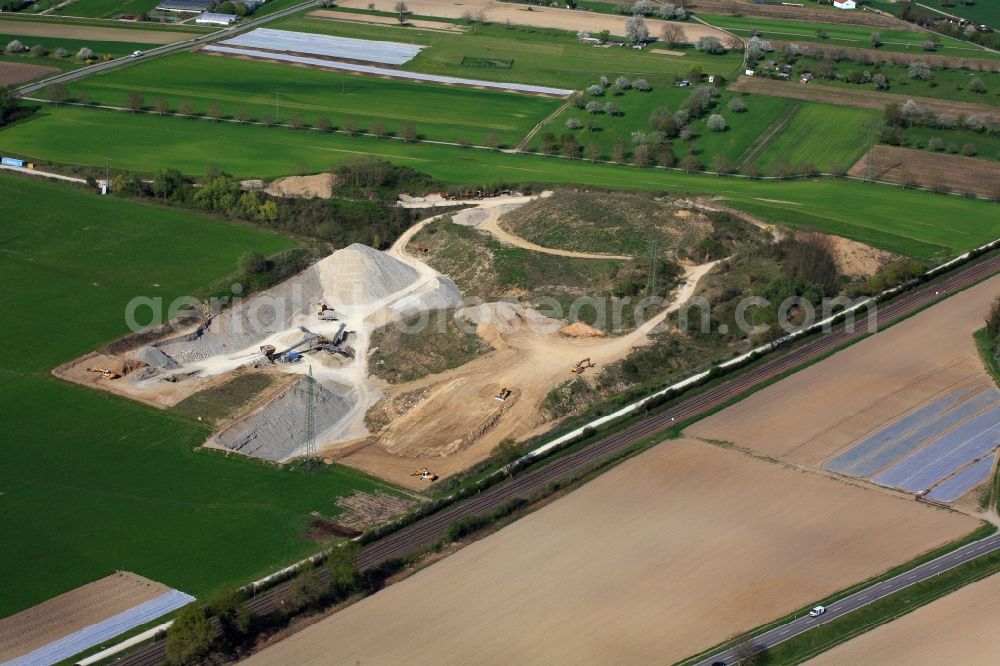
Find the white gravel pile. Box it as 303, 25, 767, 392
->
316, 243, 419, 307
213, 377, 354, 461
158, 268, 324, 364
390, 276, 462, 318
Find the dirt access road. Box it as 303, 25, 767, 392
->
850, 145, 1000, 200
808, 572, 1000, 665
688, 273, 1000, 473
335, 0, 728, 41
0, 572, 169, 662
243, 438, 975, 665
335, 197, 718, 489
729, 76, 1000, 117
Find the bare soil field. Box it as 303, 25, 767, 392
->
335, 0, 728, 41
307, 9, 467, 32
771, 39, 1000, 71
728, 75, 1000, 116
690, 0, 901, 27
828, 234, 898, 277
809, 572, 1000, 665
0, 61, 58, 86
0, 572, 169, 662
242, 438, 976, 665
688, 273, 1000, 472
850, 145, 1000, 199
0, 21, 191, 44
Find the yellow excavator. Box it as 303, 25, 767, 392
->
87, 367, 121, 380
571, 358, 596, 374
410, 467, 438, 482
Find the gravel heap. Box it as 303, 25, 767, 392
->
317, 243, 419, 306
213, 377, 353, 461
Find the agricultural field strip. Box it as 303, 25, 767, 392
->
925, 454, 996, 502
825, 385, 998, 477
219, 27, 423, 65
872, 404, 1000, 492
202, 45, 575, 95
111, 254, 1000, 666
7, 590, 193, 666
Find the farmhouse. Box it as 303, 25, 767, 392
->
156, 0, 211, 11
833, 0, 856, 8
196, 12, 239, 25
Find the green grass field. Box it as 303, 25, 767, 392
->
272, 16, 744, 88
755, 103, 876, 172
792, 57, 1000, 104
0, 172, 400, 618
0, 33, 148, 59
698, 12, 1000, 59
905, 125, 1000, 161
3, 105, 997, 261
51, 0, 161, 18
63, 51, 560, 146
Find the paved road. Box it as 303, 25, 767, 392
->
694, 531, 1000, 665
113, 252, 1000, 666
12, 0, 319, 97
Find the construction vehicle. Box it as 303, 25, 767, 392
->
494, 387, 512, 401
87, 366, 121, 380
316, 303, 339, 321
410, 467, 438, 481
571, 357, 596, 374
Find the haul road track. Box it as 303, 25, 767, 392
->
114, 251, 1000, 666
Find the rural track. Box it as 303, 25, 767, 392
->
12, 0, 321, 97
114, 253, 1000, 666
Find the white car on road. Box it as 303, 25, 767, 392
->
808, 606, 827, 617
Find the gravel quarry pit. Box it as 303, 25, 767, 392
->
66, 242, 462, 463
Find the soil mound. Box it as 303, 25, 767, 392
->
457, 302, 563, 339
265, 173, 339, 199
130, 346, 179, 370
560, 322, 607, 338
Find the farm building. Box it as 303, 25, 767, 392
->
156, 0, 211, 11
833, 0, 856, 8
196, 12, 239, 25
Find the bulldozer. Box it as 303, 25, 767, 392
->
494, 387, 512, 402
410, 467, 438, 482
571, 358, 596, 374
87, 367, 121, 380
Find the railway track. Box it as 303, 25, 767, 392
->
114, 252, 1000, 666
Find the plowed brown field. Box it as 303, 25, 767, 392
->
687, 273, 1000, 467
729, 76, 1000, 117
809, 573, 1000, 665
0, 572, 169, 662
850, 146, 1000, 199
0, 21, 190, 44
241, 438, 976, 665
0, 62, 58, 86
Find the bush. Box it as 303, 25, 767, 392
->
962, 143, 976, 156
54, 47, 69, 58
632, 78, 651, 91
165, 604, 212, 665
77, 47, 94, 60
727, 97, 746, 113
206, 584, 251, 645
565, 117, 582, 130
696, 36, 725, 55
707, 114, 726, 131
30, 44, 48, 57
240, 251, 269, 274
6, 40, 26, 54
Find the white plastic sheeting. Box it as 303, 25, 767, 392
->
219, 27, 423, 65
3, 590, 194, 666
203, 45, 575, 96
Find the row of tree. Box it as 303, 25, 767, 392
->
166, 544, 363, 664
